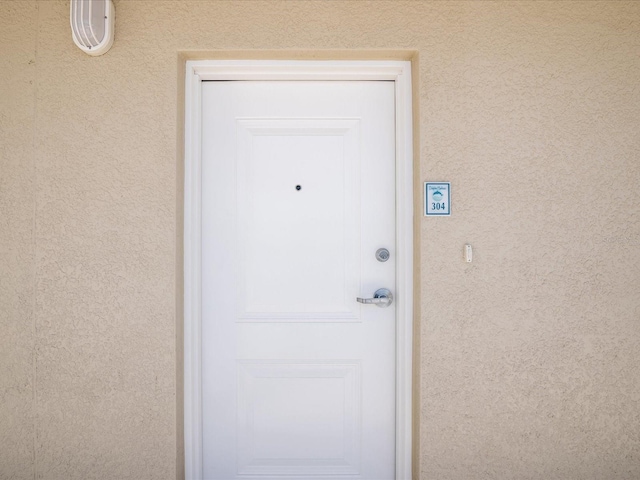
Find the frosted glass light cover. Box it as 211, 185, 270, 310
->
70, 0, 115, 56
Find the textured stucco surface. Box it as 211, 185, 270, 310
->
1, 2, 37, 478
1, 1, 639, 479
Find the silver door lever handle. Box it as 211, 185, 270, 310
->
357, 288, 393, 308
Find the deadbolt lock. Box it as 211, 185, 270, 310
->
376, 248, 390, 262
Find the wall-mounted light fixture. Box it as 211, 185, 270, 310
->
70, 0, 115, 56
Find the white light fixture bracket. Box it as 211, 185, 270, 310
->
70, 0, 115, 56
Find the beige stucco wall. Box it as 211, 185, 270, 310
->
1, 1, 639, 479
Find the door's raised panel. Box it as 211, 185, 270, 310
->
236, 119, 361, 322
237, 361, 361, 476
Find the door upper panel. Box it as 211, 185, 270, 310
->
236, 119, 361, 322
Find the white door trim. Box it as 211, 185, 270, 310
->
184, 60, 414, 480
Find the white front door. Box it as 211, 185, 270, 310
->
201, 80, 396, 480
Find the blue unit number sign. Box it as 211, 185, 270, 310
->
424, 182, 451, 216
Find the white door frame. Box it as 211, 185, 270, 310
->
184, 60, 414, 480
